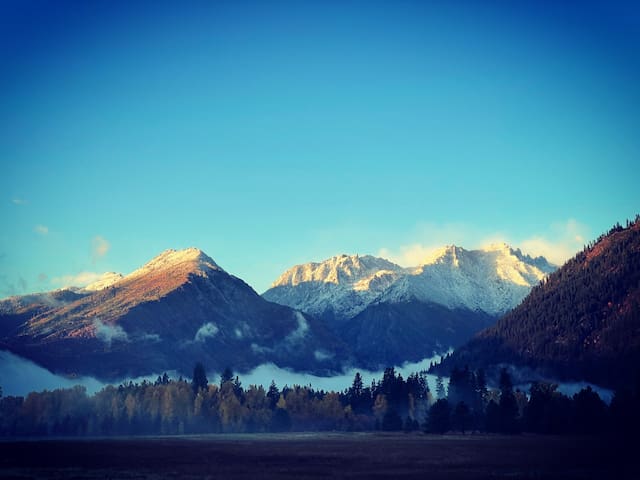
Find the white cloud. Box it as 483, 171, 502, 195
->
378, 243, 442, 267
376, 219, 588, 268
518, 219, 588, 266
250, 343, 273, 355
286, 311, 309, 343
314, 350, 334, 361
140, 333, 161, 342
91, 235, 110, 263
0, 350, 105, 397
93, 319, 129, 346
238, 352, 448, 394
34, 224, 49, 235
51, 271, 106, 288
11, 198, 27, 206
195, 322, 219, 342
377, 222, 475, 266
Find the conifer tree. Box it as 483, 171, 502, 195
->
191, 362, 208, 395
220, 367, 234, 386
436, 375, 446, 399
426, 398, 450, 434
267, 381, 280, 410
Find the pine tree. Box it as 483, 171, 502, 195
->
220, 367, 234, 387
452, 401, 472, 434
436, 375, 446, 399
348, 372, 367, 414
267, 381, 280, 410
498, 368, 519, 433
191, 362, 208, 395
350, 372, 364, 397
426, 398, 450, 434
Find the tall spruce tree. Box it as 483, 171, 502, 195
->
220, 367, 234, 386
498, 368, 520, 433
191, 362, 208, 394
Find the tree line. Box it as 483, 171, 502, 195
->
1, 363, 638, 437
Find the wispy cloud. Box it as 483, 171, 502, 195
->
518, 219, 588, 266
195, 322, 219, 342
11, 198, 27, 206
377, 220, 588, 268
51, 271, 106, 288
378, 243, 442, 267
34, 224, 49, 235
140, 333, 161, 342
286, 311, 309, 343
1, 275, 29, 297
0, 274, 16, 298
91, 235, 110, 263
93, 319, 129, 346
377, 222, 475, 266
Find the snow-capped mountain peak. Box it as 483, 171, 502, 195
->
385, 244, 554, 314
265, 244, 557, 320
270, 254, 405, 289
421, 244, 464, 267
264, 254, 406, 321
126, 247, 222, 280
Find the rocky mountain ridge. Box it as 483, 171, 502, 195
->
0, 248, 348, 380
264, 244, 555, 320
432, 219, 640, 389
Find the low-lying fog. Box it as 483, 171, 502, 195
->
0, 350, 444, 397
0, 350, 612, 403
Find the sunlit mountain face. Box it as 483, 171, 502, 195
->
0, 248, 349, 380
265, 245, 554, 320
1, 243, 555, 378
434, 219, 640, 390
262, 245, 554, 368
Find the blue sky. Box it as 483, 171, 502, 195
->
1, 0, 638, 296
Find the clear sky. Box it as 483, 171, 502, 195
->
1, 0, 638, 297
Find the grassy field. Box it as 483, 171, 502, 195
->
0, 432, 635, 479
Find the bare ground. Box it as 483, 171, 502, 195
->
0, 432, 636, 479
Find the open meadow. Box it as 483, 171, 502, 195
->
0, 432, 635, 479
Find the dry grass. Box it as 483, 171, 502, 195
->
0, 432, 635, 479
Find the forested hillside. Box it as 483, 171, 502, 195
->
435, 217, 640, 388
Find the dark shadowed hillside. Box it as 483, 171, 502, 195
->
434, 217, 640, 388
0, 248, 349, 380
340, 300, 494, 370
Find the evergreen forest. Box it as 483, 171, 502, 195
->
1, 364, 638, 438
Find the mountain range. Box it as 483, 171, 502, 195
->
433, 219, 640, 389
0, 243, 555, 379
264, 244, 555, 319
0, 248, 348, 380
264, 245, 555, 368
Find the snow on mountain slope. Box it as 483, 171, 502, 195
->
126, 247, 222, 279
264, 245, 556, 319
2, 247, 349, 379
263, 254, 406, 321
0, 290, 84, 315
271, 254, 404, 286
383, 244, 555, 315
84, 272, 124, 291
0, 249, 223, 322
